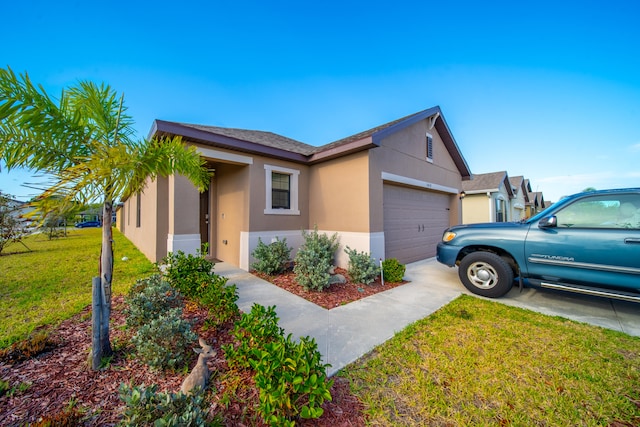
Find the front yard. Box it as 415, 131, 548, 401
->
1, 229, 639, 426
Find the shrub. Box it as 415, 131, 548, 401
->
252, 335, 333, 425
131, 309, 197, 371
118, 383, 216, 427
294, 227, 339, 291
124, 275, 183, 329
382, 258, 406, 283
251, 237, 292, 275
197, 274, 240, 328
223, 304, 332, 425
31, 406, 85, 427
223, 304, 284, 369
160, 249, 215, 298
344, 246, 379, 285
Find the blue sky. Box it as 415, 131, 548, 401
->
2, 0, 639, 203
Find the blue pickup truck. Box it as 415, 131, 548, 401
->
437, 188, 640, 303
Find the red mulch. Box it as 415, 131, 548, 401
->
254, 267, 407, 310
0, 266, 406, 426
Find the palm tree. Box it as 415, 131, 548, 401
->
0, 67, 210, 368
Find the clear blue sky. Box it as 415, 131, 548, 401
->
2, 0, 639, 203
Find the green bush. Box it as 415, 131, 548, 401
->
223, 304, 332, 425
118, 383, 217, 427
294, 227, 338, 291
252, 335, 333, 425
251, 237, 292, 275
160, 250, 215, 298
223, 304, 284, 369
197, 274, 240, 328
124, 275, 183, 329
131, 309, 197, 371
382, 258, 406, 283
344, 246, 379, 285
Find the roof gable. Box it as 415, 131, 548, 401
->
463, 171, 513, 196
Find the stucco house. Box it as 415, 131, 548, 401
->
508, 175, 531, 221
118, 106, 471, 269
461, 171, 514, 224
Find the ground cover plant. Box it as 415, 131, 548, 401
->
342, 294, 640, 426
0, 227, 155, 349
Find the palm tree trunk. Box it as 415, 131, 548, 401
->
99, 200, 114, 358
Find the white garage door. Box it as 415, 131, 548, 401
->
383, 184, 451, 264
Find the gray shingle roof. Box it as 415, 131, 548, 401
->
462, 171, 509, 192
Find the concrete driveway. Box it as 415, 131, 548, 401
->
413, 258, 640, 338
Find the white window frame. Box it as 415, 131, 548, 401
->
426, 132, 434, 163
264, 164, 300, 215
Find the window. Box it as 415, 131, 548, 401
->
555, 194, 640, 229
426, 132, 433, 162
136, 193, 141, 227
495, 198, 507, 222
271, 172, 290, 209
264, 165, 300, 215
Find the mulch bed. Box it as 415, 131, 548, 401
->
0, 265, 405, 426
254, 267, 408, 310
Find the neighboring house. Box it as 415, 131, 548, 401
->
118, 106, 472, 269
527, 191, 546, 216
508, 175, 530, 221
461, 171, 514, 224
4, 197, 35, 226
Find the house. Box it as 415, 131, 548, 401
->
461, 171, 514, 224
118, 106, 472, 269
508, 175, 531, 221
527, 191, 546, 216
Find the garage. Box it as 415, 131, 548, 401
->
383, 184, 451, 264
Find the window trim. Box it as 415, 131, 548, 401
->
264, 165, 300, 215
426, 132, 434, 163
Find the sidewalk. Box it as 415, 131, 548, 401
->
214, 259, 461, 376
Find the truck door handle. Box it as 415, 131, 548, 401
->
624, 238, 640, 244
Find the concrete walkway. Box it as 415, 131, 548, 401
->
215, 258, 640, 376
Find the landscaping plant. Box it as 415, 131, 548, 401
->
344, 246, 378, 285
124, 274, 183, 329
293, 227, 339, 291
251, 237, 292, 275
381, 258, 406, 282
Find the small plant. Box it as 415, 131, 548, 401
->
160, 249, 215, 298
124, 274, 184, 329
0, 330, 55, 363
197, 275, 239, 328
31, 402, 85, 427
382, 258, 406, 283
345, 246, 379, 285
118, 383, 215, 427
252, 335, 333, 425
251, 237, 292, 275
294, 226, 339, 291
223, 304, 284, 369
131, 309, 197, 371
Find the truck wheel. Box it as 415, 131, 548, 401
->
458, 252, 514, 298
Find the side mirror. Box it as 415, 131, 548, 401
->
538, 215, 557, 229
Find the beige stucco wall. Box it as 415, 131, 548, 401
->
462, 194, 491, 224
308, 151, 369, 232
368, 118, 463, 231
120, 176, 168, 262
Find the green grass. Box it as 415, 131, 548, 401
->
342, 294, 640, 426
0, 228, 156, 348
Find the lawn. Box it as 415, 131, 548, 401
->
342, 295, 640, 426
0, 227, 156, 348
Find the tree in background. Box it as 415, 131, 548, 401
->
0, 191, 28, 254
0, 67, 211, 368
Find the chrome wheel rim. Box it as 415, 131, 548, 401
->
467, 262, 499, 289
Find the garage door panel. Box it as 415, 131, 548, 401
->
384, 185, 450, 264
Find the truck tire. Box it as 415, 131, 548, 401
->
458, 252, 514, 298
